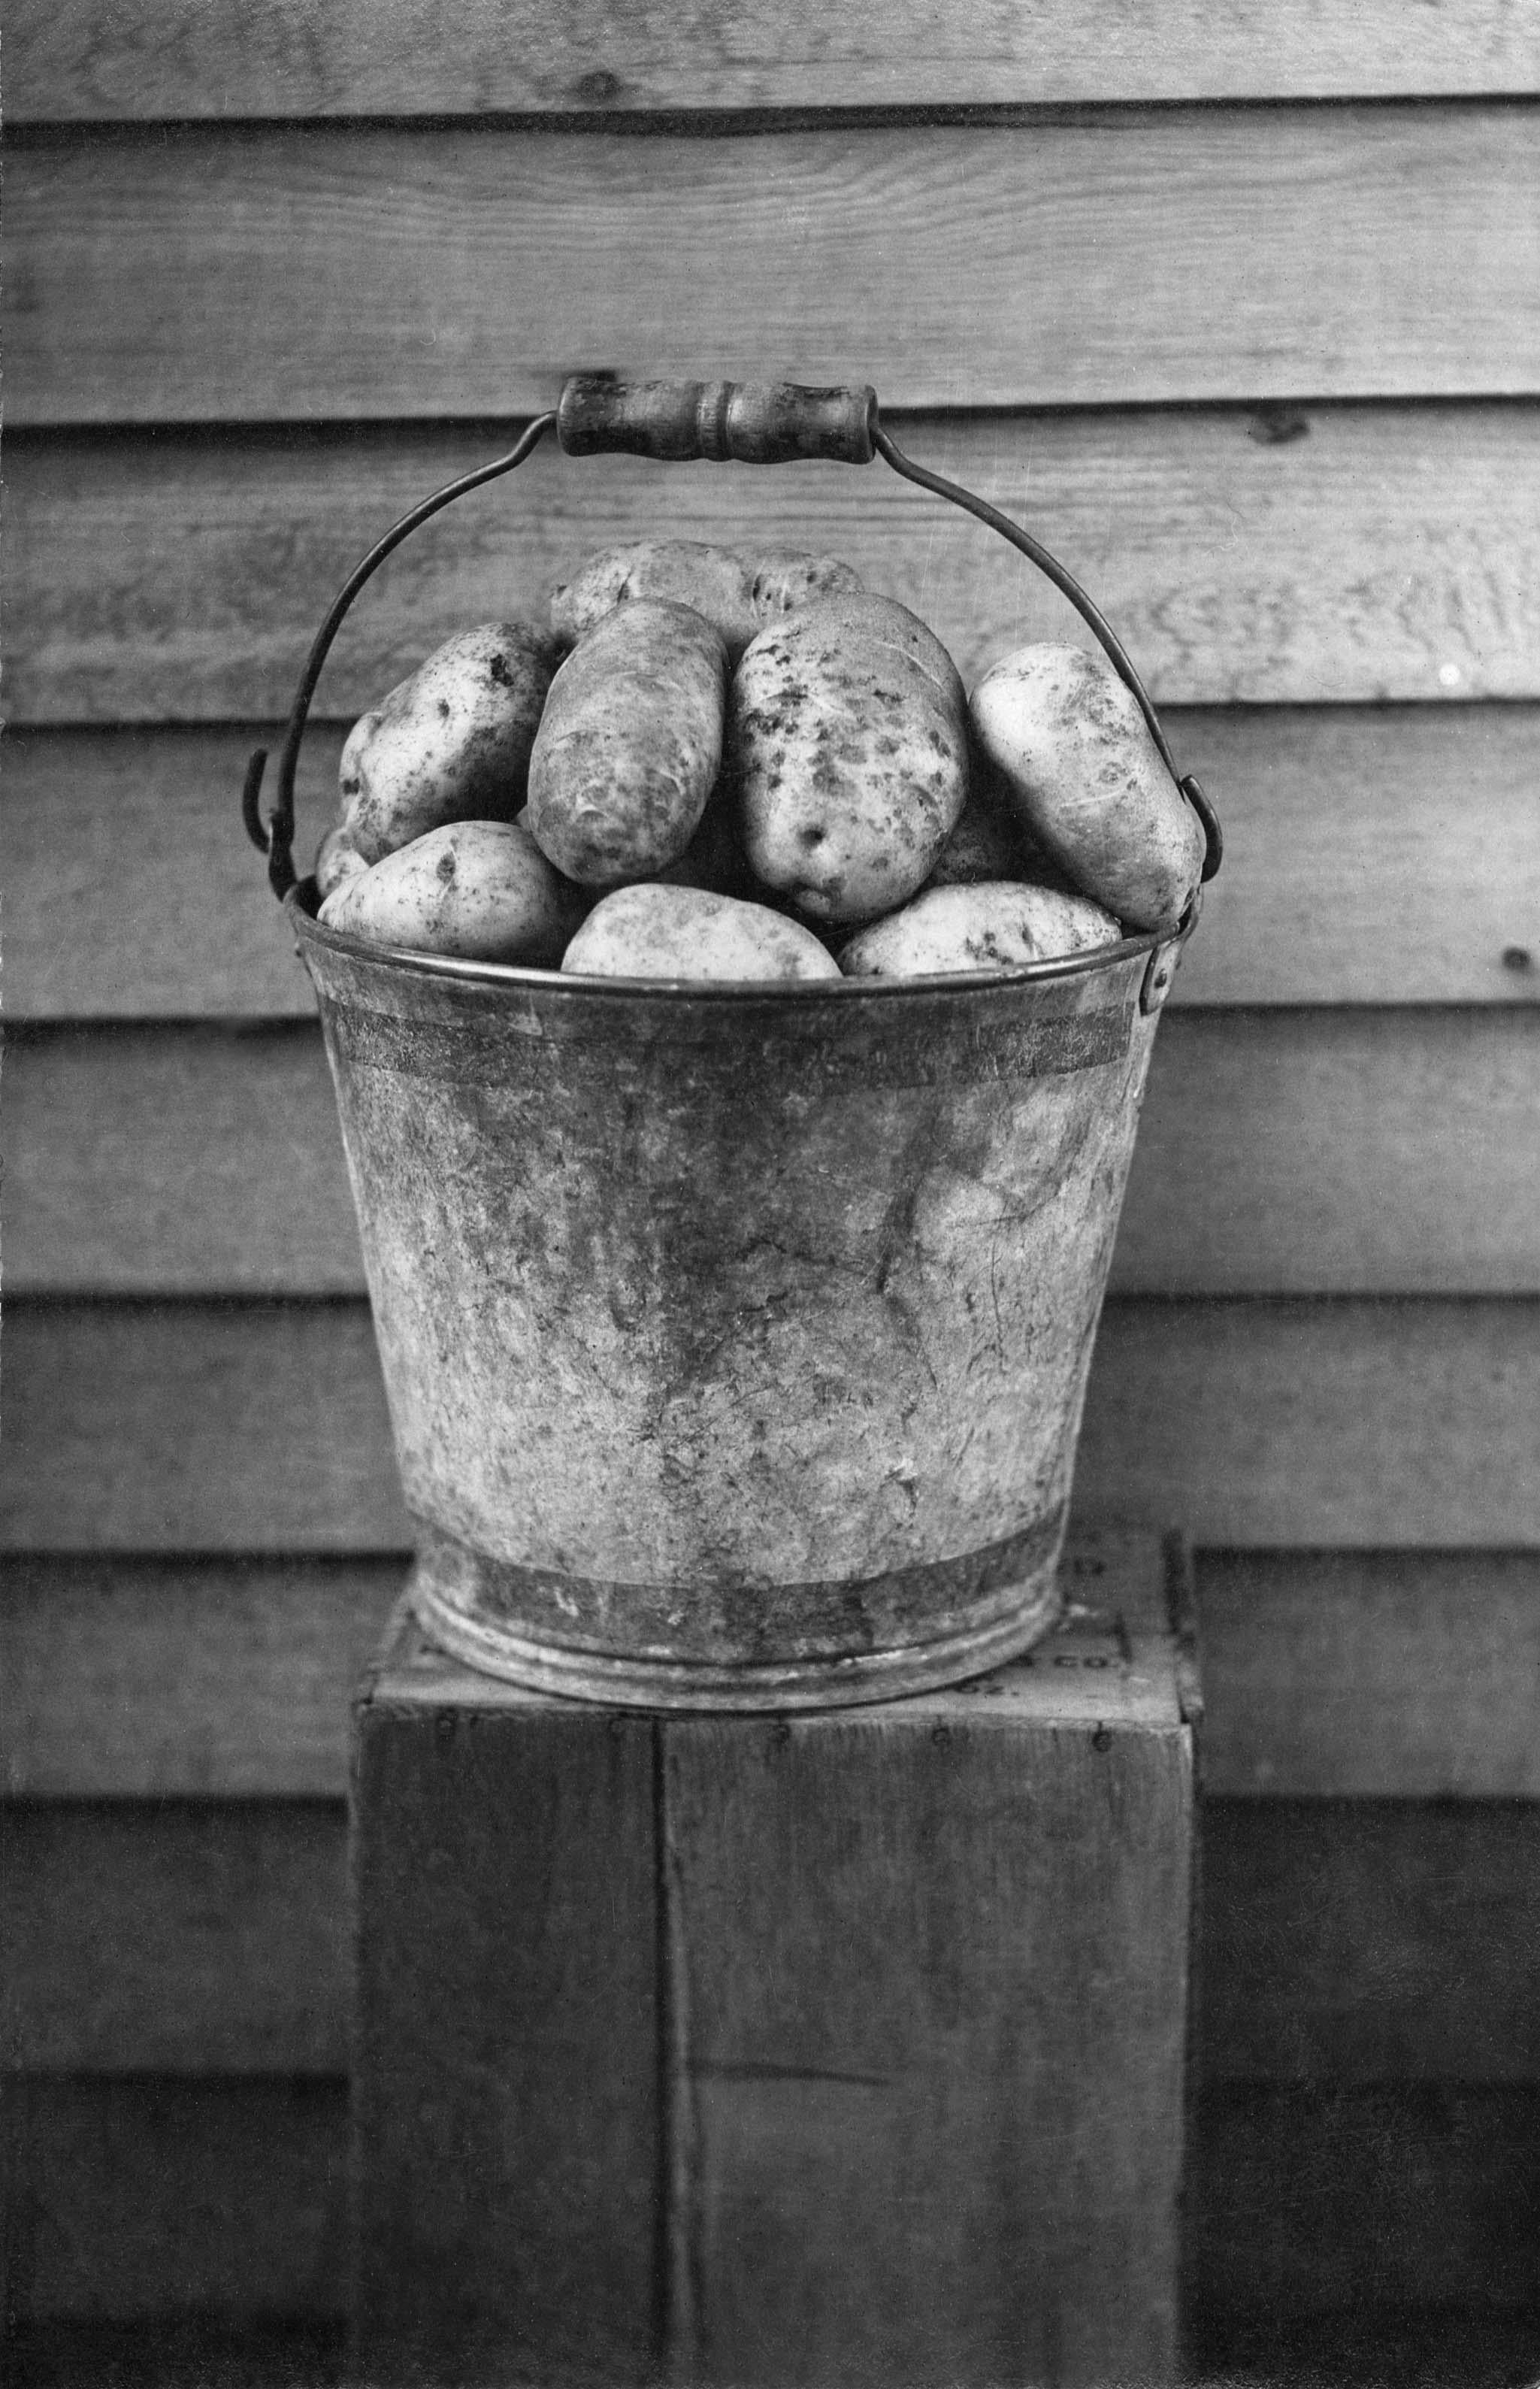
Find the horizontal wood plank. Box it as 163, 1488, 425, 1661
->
10, 1011, 1540, 1297
2, 1297, 1537, 1552
10, 2075, 1540, 2333
1191, 2085, 1540, 2331
2, 2076, 349, 2321
1197, 1551, 1540, 1800
11, 1552, 1540, 1803
8, 2076, 1540, 2332
11, 111, 1540, 423
0, 1557, 404, 1800
7, 1798, 1540, 2082
9, 710, 1538, 1016
2, 1804, 348, 2074
1200, 1802, 1540, 2085
11, 407, 1539, 718
12, 0, 1540, 117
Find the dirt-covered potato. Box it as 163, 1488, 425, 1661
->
968, 642, 1205, 933
317, 818, 585, 963
838, 882, 1123, 978
561, 885, 841, 982
340, 622, 555, 867
314, 823, 369, 901
547, 540, 865, 658
731, 592, 969, 925
526, 600, 728, 887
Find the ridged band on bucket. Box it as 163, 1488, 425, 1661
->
406, 1507, 1067, 1709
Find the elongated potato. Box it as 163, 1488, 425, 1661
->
562, 885, 841, 982
340, 621, 556, 866
548, 539, 863, 656
526, 600, 728, 886
731, 592, 969, 925
318, 818, 585, 963
969, 642, 1205, 932
839, 882, 1122, 978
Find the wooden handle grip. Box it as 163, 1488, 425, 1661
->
557, 376, 878, 464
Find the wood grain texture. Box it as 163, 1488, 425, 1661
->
14, 1012, 1538, 1298
5, 1297, 1538, 1552
1, 1555, 404, 1800
1197, 1551, 1540, 1800
13, 1551, 1539, 1803
9, 1795, 1540, 2088
352, 1684, 661, 2387
10, 710, 1538, 1018
663, 1712, 1188, 2381
11, 111, 1540, 423
2, 2076, 349, 2322
11, 407, 1539, 718
1192, 2085, 1540, 2329
2, 1803, 347, 2073
12, 0, 1540, 117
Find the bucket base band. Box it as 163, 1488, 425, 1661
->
406, 1521, 1066, 1711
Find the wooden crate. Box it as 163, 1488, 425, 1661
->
351, 1530, 1197, 2387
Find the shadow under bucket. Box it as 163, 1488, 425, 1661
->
295, 895, 1193, 1707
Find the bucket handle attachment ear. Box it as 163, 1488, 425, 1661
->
243, 374, 1221, 902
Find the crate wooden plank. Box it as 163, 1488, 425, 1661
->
1197, 1550, 1540, 1800
352, 1682, 661, 2386
2, 2076, 349, 2322
10, 1794, 1540, 2085
9, 710, 1538, 1018
1191, 2085, 1540, 2330
4, 1297, 1538, 1551
1200, 1801, 1540, 2085
1, 1556, 404, 1800
11, 1552, 1540, 1803
661, 1715, 1188, 2382
11, 1012, 1538, 1298
2, 1803, 347, 2073
11, 408, 1538, 719
11, 111, 1539, 424
12, 0, 1540, 117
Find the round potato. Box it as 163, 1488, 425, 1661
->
340, 622, 555, 866
968, 642, 1205, 933
317, 818, 585, 963
314, 822, 369, 901
561, 885, 841, 983
548, 540, 864, 657
731, 592, 969, 926
839, 883, 1123, 978
526, 600, 728, 887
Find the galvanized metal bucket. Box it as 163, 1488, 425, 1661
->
245, 377, 1220, 1709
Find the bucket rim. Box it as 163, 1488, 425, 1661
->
287, 880, 1190, 1007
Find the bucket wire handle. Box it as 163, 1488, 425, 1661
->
244, 375, 1220, 899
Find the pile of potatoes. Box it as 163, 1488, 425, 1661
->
316, 539, 1206, 983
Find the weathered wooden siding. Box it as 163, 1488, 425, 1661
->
4, 5, 1538, 2370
